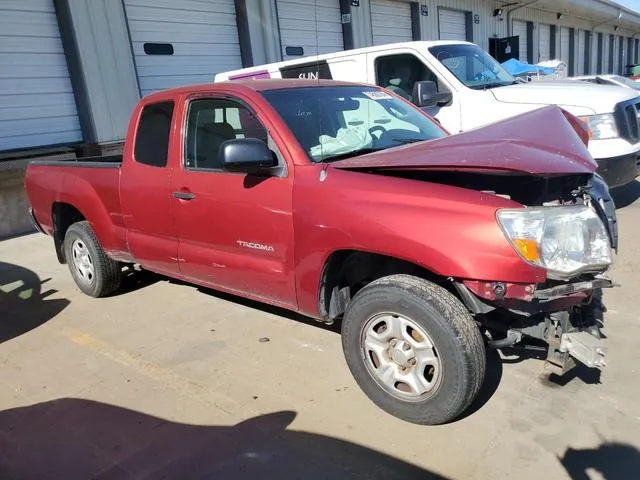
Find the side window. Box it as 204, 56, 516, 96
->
374, 54, 444, 101
185, 98, 268, 170
134, 101, 174, 167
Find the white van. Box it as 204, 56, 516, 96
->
215, 41, 640, 188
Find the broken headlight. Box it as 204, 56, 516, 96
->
497, 205, 612, 278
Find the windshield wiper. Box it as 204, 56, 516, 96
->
321, 147, 382, 163
391, 137, 426, 145
470, 81, 512, 90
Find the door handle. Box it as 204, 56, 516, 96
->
172, 191, 196, 200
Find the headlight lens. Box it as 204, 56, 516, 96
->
497, 206, 612, 276
578, 113, 618, 140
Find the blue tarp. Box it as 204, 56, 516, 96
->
501, 58, 556, 76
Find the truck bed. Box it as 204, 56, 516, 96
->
30, 154, 122, 168
25, 156, 124, 252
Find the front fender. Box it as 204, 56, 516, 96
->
292, 166, 545, 317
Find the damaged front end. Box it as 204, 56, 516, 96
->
456, 275, 612, 374
332, 106, 618, 375
452, 173, 618, 374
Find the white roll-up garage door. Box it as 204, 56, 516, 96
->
560, 27, 570, 67
124, 0, 243, 97
613, 36, 620, 74
576, 30, 586, 75
591, 35, 597, 74
602, 35, 609, 73
0, 0, 82, 151
371, 0, 412, 46
538, 24, 551, 62
438, 9, 467, 41
512, 20, 527, 62
277, 0, 343, 60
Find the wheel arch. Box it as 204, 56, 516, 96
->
52, 202, 87, 263
318, 249, 457, 323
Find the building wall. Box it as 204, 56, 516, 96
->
348, 0, 637, 69
1, 0, 639, 153
0, 169, 32, 239
59, 0, 140, 144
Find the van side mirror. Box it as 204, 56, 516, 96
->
220, 138, 275, 174
412, 81, 453, 107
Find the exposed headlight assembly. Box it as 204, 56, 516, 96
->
497, 205, 612, 278
578, 113, 618, 140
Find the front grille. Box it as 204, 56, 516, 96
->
615, 99, 640, 143
625, 104, 639, 142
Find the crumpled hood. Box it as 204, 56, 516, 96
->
490, 80, 637, 113
331, 105, 597, 176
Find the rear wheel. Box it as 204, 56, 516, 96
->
63, 221, 121, 298
341, 274, 486, 425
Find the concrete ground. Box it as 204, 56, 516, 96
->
1, 184, 640, 480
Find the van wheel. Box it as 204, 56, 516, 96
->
63, 221, 122, 298
341, 274, 486, 425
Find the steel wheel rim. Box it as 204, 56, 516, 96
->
360, 312, 442, 401
71, 239, 95, 284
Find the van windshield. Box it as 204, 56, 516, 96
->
261, 86, 446, 162
429, 44, 515, 89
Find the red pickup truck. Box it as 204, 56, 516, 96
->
25, 79, 618, 425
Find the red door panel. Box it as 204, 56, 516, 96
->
172, 171, 295, 307
172, 96, 296, 308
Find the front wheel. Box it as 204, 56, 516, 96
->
63, 221, 122, 298
341, 274, 486, 425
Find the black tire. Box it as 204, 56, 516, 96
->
63, 221, 122, 298
341, 274, 486, 425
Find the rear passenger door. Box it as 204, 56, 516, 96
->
120, 101, 179, 275
171, 96, 296, 308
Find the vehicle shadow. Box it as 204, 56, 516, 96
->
195, 284, 502, 421
610, 179, 640, 208
117, 265, 162, 295
193, 284, 341, 333
0, 261, 69, 344
0, 398, 449, 479
559, 442, 640, 480
499, 344, 603, 386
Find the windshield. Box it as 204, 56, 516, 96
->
261, 86, 446, 162
429, 44, 515, 89
611, 75, 640, 90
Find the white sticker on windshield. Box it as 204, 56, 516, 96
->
363, 90, 392, 100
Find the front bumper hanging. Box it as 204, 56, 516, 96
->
544, 305, 607, 374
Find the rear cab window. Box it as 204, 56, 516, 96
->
134, 101, 175, 167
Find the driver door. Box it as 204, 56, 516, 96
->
171, 96, 296, 308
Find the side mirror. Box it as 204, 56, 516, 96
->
412, 81, 453, 108
219, 138, 275, 174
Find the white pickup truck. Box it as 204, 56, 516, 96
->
215, 41, 640, 188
